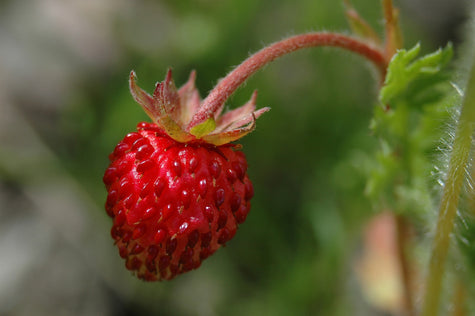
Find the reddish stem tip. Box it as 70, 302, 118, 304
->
188, 32, 388, 129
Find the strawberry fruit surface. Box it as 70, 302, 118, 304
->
103, 70, 267, 281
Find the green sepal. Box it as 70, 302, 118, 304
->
158, 116, 195, 143
189, 117, 217, 138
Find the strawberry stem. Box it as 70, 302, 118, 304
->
188, 32, 388, 129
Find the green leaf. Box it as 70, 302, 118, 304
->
366, 44, 456, 218
380, 43, 453, 106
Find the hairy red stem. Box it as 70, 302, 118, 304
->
188, 32, 388, 129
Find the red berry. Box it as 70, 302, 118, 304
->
104, 70, 268, 281
105, 124, 253, 281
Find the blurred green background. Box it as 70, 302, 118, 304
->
0, 0, 469, 315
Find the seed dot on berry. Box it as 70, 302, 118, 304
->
122, 230, 132, 243
166, 238, 177, 255
123, 132, 141, 146
201, 231, 212, 248
131, 137, 148, 152
143, 271, 158, 281
200, 248, 212, 260
145, 256, 156, 273
163, 203, 175, 218
218, 228, 230, 244
180, 190, 191, 209
243, 203, 251, 215
193, 260, 201, 270
180, 248, 193, 265
123, 194, 136, 209
204, 205, 214, 222
125, 257, 142, 271
118, 245, 128, 258
135, 143, 154, 161
226, 168, 237, 183
235, 205, 250, 224
140, 181, 154, 199
132, 224, 146, 239
115, 209, 126, 226
183, 261, 195, 272
143, 206, 157, 220
188, 156, 198, 173
198, 179, 208, 197
210, 160, 221, 178
148, 245, 159, 259
173, 159, 182, 176
105, 205, 114, 218
244, 181, 254, 200
110, 225, 121, 240
137, 122, 150, 130
178, 221, 189, 234
215, 188, 225, 207
188, 229, 200, 248
113, 142, 130, 158
154, 178, 165, 197
232, 161, 246, 180
117, 160, 132, 176
137, 159, 155, 173
230, 193, 242, 213
103, 167, 118, 186
131, 243, 145, 255
154, 229, 167, 244
169, 264, 179, 276
159, 255, 171, 271
217, 212, 227, 230
106, 189, 118, 209
118, 179, 133, 199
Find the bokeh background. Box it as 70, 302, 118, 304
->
0, 0, 470, 315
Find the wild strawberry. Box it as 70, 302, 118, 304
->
103, 70, 268, 281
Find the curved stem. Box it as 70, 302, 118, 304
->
420, 55, 475, 316
188, 32, 388, 129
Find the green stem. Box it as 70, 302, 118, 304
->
420, 55, 475, 316
451, 278, 468, 316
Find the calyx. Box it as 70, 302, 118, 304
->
130, 70, 269, 146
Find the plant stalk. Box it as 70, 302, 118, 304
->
395, 215, 415, 316
451, 278, 468, 316
188, 32, 388, 129
382, 0, 402, 58
420, 55, 475, 316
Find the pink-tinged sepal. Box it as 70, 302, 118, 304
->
215, 90, 258, 131
130, 70, 195, 143
152, 69, 182, 125
223, 107, 270, 133
129, 71, 156, 120
215, 91, 269, 133
203, 114, 257, 146
178, 70, 201, 125
129, 69, 269, 145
